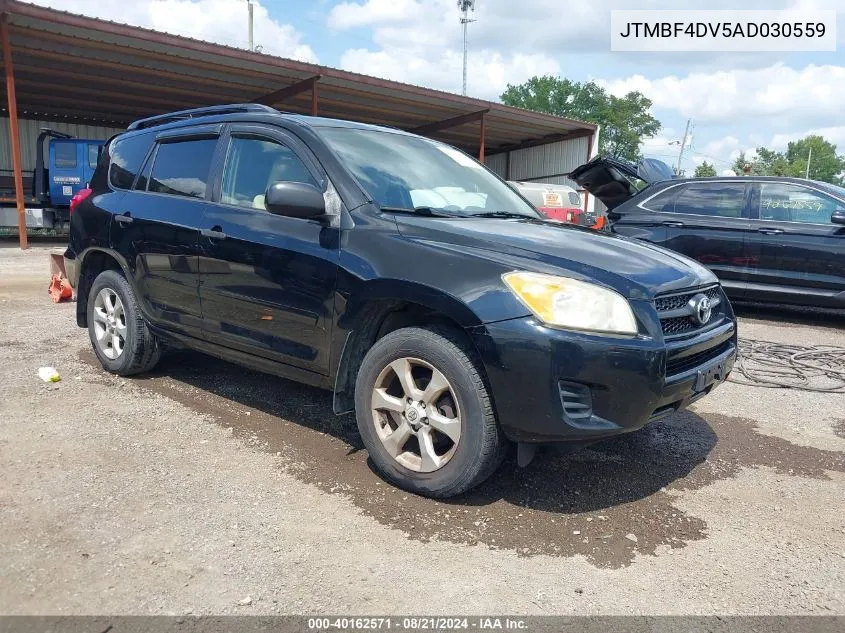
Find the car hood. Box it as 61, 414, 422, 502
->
569, 157, 675, 210
394, 215, 717, 300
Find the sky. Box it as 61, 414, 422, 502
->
35, 0, 845, 176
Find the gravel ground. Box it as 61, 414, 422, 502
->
1, 243, 843, 615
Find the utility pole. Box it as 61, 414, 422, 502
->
805, 147, 812, 179
247, 0, 254, 52
458, 1, 476, 96
675, 118, 691, 175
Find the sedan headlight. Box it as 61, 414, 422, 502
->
502, 271, 638, 335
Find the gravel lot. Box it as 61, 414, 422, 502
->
1, 243, 843, 615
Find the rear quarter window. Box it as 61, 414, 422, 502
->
108, 133, 154, 190
641, 185, 681, 212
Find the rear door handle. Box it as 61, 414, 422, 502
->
114, 213, 133, 225
662, 220, 684, 228
201, 227, 227, 240
757, 227, 784, 235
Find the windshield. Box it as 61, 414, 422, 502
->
317, 127, 541, 218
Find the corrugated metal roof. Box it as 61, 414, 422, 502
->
0, 0, 596, 156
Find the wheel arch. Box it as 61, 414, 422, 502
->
331, 281, 488, 415
74, 248, 133, 328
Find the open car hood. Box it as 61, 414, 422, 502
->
569, 157, 675, 210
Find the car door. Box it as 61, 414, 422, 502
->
744, 181, 845, 307
198, 124, 340, 375
49, 140, 83, 207
657, 181, 755, 297
110, 126, 222, 339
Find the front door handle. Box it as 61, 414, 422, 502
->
114, 213, 133, 225
662, 220, 684, 228
201, 227, 227, 240
757, 227, 784, 235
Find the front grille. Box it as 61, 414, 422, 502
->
655, 284, 724, 338
662, 316, 699, 336
655, 286, 720, 312
666, 340, 732, 376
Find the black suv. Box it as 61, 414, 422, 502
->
571, 157, 845, 309
65, 104, 737, 498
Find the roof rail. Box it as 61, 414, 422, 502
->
126, 104, 277, 131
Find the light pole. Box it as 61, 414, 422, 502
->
247, 0, 254, 52
458, 1, 476, 96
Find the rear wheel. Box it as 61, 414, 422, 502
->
354, 326, 507, 498
87, 269, 161, 376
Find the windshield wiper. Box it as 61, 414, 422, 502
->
471, 211, 534, 219
379, 205, 461, 218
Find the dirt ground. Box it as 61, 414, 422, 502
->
1, 243, 843, 615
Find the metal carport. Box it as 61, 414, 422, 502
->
0, 0, 597, 248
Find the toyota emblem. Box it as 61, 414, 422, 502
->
689, 294, 712, 325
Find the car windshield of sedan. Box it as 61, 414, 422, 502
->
317, 126, 541, 218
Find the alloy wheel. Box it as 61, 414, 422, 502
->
92, 287, 127, 360
370, 357, 462, 473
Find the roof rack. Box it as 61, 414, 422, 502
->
126, 104, 277, 131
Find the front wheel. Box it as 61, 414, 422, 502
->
354, 326, 507, 498
87, 269, 161, 376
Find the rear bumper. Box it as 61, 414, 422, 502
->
468, 316, 737, 443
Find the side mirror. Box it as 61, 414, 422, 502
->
264, 181, 325, 219
832, 209, 845, 225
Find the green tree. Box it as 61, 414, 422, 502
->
730, 137, 845, 183
784, 136, 844, 183
694, 161, 717, 177
500, 76, 661, 162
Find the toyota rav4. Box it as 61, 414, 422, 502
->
65, 104, 737, 498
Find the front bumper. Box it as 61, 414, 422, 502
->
467, 314, 736, 443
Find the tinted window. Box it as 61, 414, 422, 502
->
109, 133, 154, 190
54, 143, 77, 169
88, 144, 101, 170
642, 186, 680, 212
759, 183, 839, 224
148, 139, 217, 199
221, 136, 317, 209
673, 183, 746, 217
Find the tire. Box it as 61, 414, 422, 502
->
86, 269, 161, 376
354, 325, 507, 498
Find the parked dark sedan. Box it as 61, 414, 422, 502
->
571, 157, 845, 309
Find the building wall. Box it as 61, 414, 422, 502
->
0, 117, 124, 177
485, 134, 604, 213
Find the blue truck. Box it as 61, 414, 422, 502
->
0, 129, 105, 230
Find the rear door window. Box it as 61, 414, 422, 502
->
148, 138, 218, 199
673, 183, 747, 217
758, 182, 839, 224
109, 133, 154, 190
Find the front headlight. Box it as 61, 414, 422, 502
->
502, 271, 638, 335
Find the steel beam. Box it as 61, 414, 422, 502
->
253, 75, 321, 107
1, 13, 26, 249
410, 109, 489, 136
